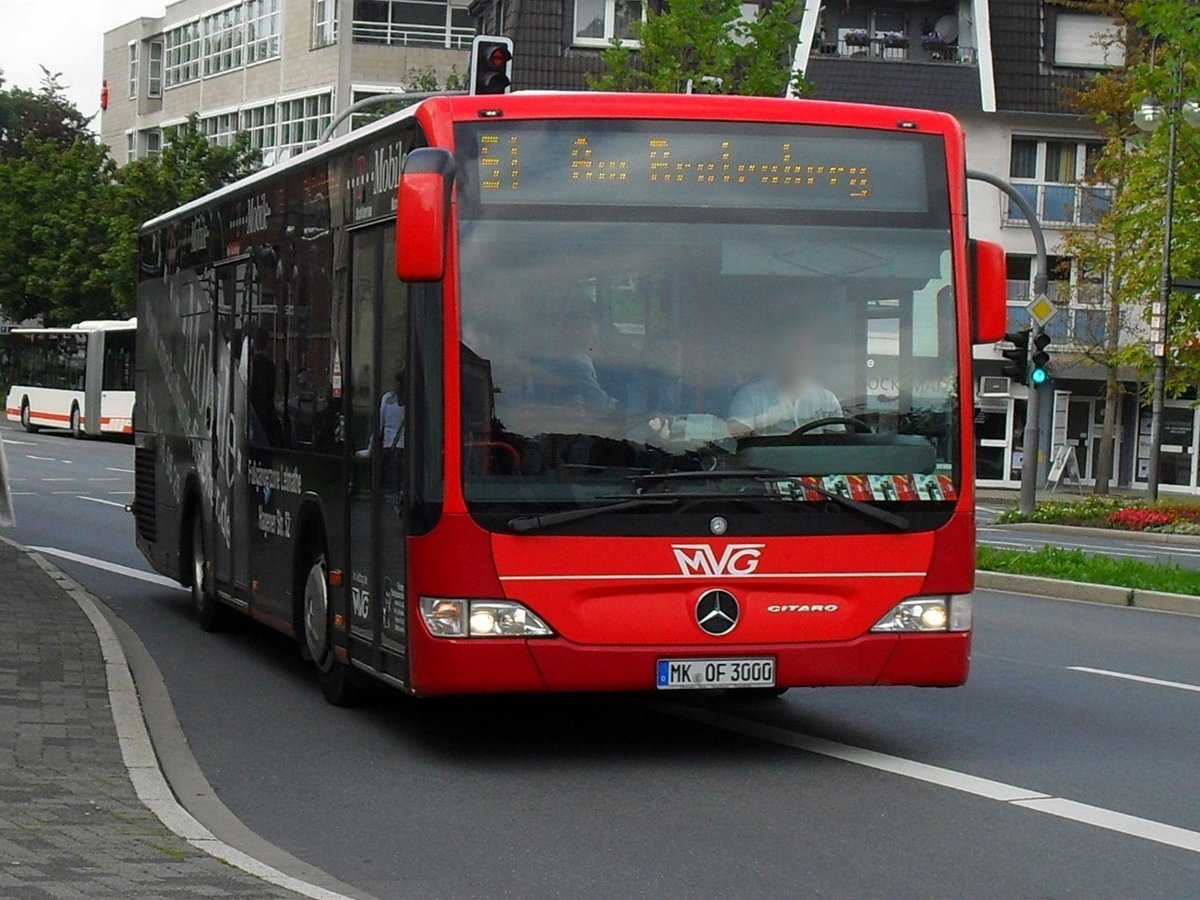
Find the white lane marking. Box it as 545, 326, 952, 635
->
109, 490, 134, 495
27, 546, 183, 591
79, 496, 128, 509
1068, 666, 1200, 694
61, 459, 73, 464
665, 704, 1200, 855
27, 454, 55, 461
500, 571, 925, 582
2, 438, 34, 445
17, 545, 360, 900
90, 477, 122, 482
10, 491, 34, 496
41, 477, 74, 482
106, 467, 135, 473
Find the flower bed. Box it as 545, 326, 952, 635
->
998, 496, 1200, 534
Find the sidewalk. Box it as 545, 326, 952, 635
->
0, 540, 299, 899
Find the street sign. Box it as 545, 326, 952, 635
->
1172, 277, 1200, 292
1026, 293, 1057, 327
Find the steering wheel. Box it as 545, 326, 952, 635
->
787, 416, 873, 437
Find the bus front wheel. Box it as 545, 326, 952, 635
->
191, 509, 229, 632
70, 404, 83, 439
302, 552, 361, 706
20, 400, 37, 434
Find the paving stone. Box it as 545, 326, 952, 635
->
0, 542, 300, 898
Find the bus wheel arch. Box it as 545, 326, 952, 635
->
293, 502, 361, 706
19, 398, 37, 433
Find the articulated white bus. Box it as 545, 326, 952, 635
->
4, 319, 136, 437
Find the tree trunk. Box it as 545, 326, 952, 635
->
1093, 262, 1126, 496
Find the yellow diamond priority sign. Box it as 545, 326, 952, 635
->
1026, 293, 1057, 327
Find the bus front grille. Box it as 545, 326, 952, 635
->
133, 447, 157, 542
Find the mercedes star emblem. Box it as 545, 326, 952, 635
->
695, 589, 739, 636
709, 516, 728, 536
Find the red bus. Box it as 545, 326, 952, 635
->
134, 93, 1007, 704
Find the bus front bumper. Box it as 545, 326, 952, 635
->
408, 631, 971, 695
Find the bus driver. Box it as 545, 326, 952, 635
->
727, 317, 843, 438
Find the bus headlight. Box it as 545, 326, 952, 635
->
419, 597, 553, 638
871, 595, 972, 633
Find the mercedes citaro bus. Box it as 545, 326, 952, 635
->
6, 319, 136, 438
133, 93, 1007, 704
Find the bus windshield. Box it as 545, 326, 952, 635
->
455, 121, 960, 529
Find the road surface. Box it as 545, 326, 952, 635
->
5, 422, 1200, 899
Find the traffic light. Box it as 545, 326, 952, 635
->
1001, 329, 1030, 384
470, 35, 513, 95
1030, 332, 1051, 385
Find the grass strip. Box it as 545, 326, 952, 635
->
977, 545, 1200, 596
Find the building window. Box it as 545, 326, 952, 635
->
128, 43, 139, 99
145, 129, 163, 157
201, 111, 241, 147
314, 0, 339, 47
126, 131, 137, 163
148, 40, 164, 97
203, 4, 246, 76
573, 0, 642, 46
241, 103, 278, 164
1054, 13, 1123, 69
278, 92, 333, 160
246, 0, 282, 63
1006, 254, 1107, 346
165, 21, 202, 87
352, 0, 474, 49
1006, 137, 1113, 227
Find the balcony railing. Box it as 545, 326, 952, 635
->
1005, 282, 1108, 346
352, 19, 474, 49
1005, 182, 1115, 227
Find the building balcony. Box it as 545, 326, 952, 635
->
1004, 182, 1115, 228
351, 0, 474, 50
812, 2, 977, 67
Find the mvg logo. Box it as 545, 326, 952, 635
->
671, 544, 765, 577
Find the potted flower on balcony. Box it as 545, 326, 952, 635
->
882, 31, 908, 49
843, 29, 871, 47
921, 32, 952, 51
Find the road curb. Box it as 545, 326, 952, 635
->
1, 536, 377, 900
995, 523, 1200, 547
976, 570, 1200, 615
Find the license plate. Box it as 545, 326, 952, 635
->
656, 657, 776, 690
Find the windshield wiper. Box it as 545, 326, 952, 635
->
630, 470, 911, 531
508, 497, 677, 533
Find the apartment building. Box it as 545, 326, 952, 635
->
101, 0, 471, 166
466, 0, 1185, 493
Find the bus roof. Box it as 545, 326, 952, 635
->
13, 318, 136, 335
140, 91, 962, 234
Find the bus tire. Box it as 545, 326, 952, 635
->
20, 399, 37, 433
190, 508, 229, 632
301, 549, 361, 707
70, 404, 83, 439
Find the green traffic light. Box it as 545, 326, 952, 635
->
1031, 367, 1048, 385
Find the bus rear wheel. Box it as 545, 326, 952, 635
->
20, 400, 37, 433
70, 404, 83, 439
302, 552, 361, 707
191, 509, 229, 632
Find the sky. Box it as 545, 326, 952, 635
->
0, 0, 166, 122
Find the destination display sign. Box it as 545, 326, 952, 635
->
458, 122, 936, 213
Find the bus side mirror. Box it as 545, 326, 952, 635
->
970, 239, 1007, 344
396, 148, 456, 282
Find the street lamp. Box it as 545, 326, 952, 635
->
1133, 66, 1199, 500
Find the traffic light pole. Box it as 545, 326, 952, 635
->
966, 171, 1049, 516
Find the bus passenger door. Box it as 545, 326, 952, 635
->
211, 261, 251, 598
347, 224, 409, 677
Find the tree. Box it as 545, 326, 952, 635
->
0, 133, 117, 324
1058, 0, 1200, 493
589, 0, 808, 97
0, 68, 90, 161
